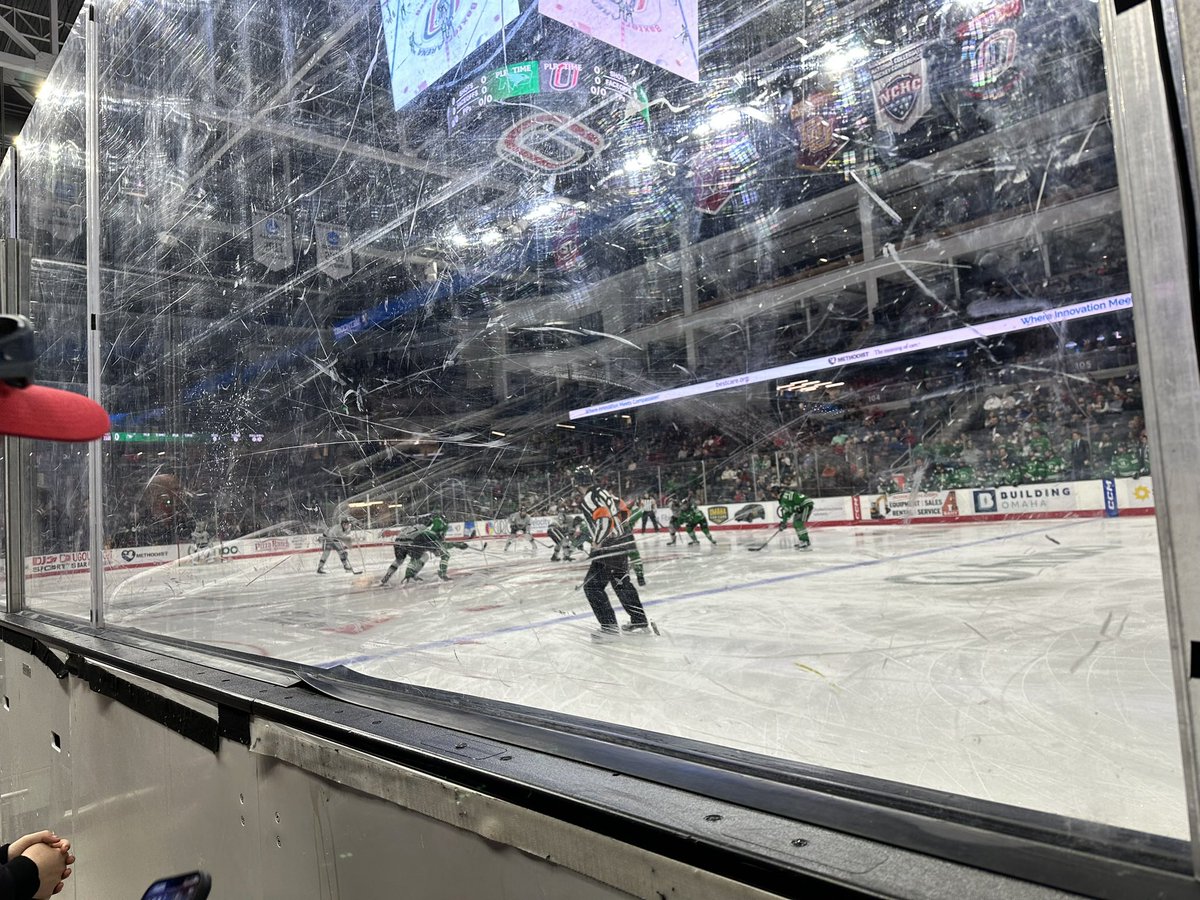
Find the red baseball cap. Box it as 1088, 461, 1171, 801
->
0, 315, 110, 442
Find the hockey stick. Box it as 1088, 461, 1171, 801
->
747, 528, 786, 552
245, 555, 291, 586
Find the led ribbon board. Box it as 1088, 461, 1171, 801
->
569, 293, 1133, 420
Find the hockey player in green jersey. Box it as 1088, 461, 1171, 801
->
667, 499, 716, 546
615, 498, 647, 585
380, 515, 472, 584
775, 486, 815, 550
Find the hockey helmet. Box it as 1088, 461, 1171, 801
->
571, 464, 595, 484
429, 514, 448, 535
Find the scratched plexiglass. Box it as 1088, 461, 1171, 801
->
11, 0, 1182, 837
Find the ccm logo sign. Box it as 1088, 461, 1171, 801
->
1102, 479, 1119, 518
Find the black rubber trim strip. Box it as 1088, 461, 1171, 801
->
64, 652, 220, 754
219, 705, 252, 746
0, 626, 68, 679
1115, 0, 1148, 13
6, 613, 305, 684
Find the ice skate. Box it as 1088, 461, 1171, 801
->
621, 621, 654, 636
637, 575, 646, 587
796, 542, 812, 551
316, 566, 326, 574
590, 624, 620, 643
688, 538, 700, 546
438, 572, 452, 581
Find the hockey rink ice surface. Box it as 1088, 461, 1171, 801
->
26, 516, 1186, 839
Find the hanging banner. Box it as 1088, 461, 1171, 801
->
553, 216, 583, 269
51, 180, 84, 242
955, 0, 1024, 100
252, 211, 293, 271
691, 133, 759, 213
870, 43, 930, 134
316, 223, 354, 279
789, 89, 849, 171
538, 0, 699, 82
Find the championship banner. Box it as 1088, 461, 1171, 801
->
252, 210, 293, 271
789, 89, 849, 171
955, 0, 1024, 101
552, 212, 583, 270
539, 0, 699, 82
870, 44, 930, 134
690, 133, 759, 213
316, 223, 353, 279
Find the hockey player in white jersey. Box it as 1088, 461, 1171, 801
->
504, 509, 536, 553
189, 523, 215, 563
317, 517, 359, 574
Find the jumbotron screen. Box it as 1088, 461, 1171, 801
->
381, 0, 522, 110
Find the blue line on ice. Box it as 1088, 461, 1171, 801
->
317, 519, 1094, 669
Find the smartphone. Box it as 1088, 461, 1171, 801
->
140, 871, 212, 900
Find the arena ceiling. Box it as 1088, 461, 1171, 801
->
0, 0, 83, 140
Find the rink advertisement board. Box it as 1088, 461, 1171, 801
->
970, 485, 1077, 515
866, 490, 960, 520
1127, 478, 1154, 510
28, 544, 163, 576
21, 478, 1158, 580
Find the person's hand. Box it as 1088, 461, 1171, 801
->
21, 840, 69, 900
48, 839, 73, 896
6, 831, 59, 860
